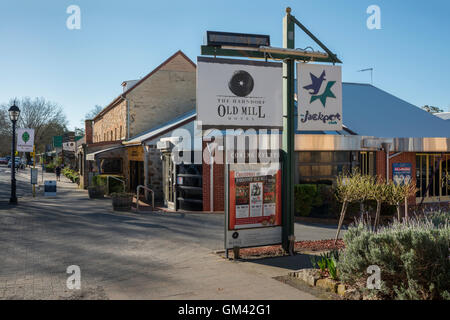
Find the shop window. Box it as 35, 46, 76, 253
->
100, 158, 122, 174
416, 154, 450, 199
359, 152, 376, 176
298, 151, 353, 185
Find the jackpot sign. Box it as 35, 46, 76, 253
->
197, 57, 283, 128
297, 64, 343, 131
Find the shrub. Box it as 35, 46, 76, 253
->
93, 175, 125, 194
337, 217, 450, 300
294, 184, 322, 217
45, 163, 55, 173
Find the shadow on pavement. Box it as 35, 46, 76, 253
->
242, 253, 314, 271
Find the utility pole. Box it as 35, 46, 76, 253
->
282, 7, 296, 252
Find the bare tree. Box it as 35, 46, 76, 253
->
0, 97, 68, 155
84, 105, 103, 120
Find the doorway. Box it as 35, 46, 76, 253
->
162, 154, 176, 210
129, 161, 144, 193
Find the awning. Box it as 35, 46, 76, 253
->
86, 146, 124, 161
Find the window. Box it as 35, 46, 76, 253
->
100, 158, 122, 174
298, 151, 354, 185
360, 152, 376, 176
416, 154, 450, 199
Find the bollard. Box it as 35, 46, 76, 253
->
233, 246, 240, 260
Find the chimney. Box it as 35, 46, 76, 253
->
85, 119, 93, 144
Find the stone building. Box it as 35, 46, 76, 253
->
77, 50, 197, 193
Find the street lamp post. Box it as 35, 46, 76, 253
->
8, 103, 20, 204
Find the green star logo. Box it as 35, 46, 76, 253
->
310, 81, 336, 107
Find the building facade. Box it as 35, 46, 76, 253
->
77, 50, 197, 193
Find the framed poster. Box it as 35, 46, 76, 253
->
197, 57, 283, 129
225, 162, 282, 249
297, 63, 342, 131
392, 163, 412, 185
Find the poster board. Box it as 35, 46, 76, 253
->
225, 162, 282, 249
392, 163, 412, 185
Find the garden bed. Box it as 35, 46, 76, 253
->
223, 239, 345, 259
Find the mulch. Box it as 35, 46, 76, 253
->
228, 239, 345, 259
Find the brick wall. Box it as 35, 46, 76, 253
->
376, 151, 417, 204
202, 141, 225, 212
85, 120, 93, 144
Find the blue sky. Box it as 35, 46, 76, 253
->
1, 0, 449, 130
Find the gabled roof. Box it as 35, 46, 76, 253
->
93, 50, 196, 121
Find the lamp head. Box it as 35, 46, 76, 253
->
8, 104, 20, 122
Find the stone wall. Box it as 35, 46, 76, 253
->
93, 99, 127, 143
128, 54, 196, 138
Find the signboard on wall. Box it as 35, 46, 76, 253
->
392, 163, 412, 185
17, 128, 35, 152
297, 63, 342, 131
197, 57, 283, 129
226, 163, 282, 249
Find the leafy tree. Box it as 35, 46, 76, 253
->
334, 169, 367, 243
421, 105, 444, 114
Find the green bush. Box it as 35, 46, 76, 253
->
93, 174, 125, 194
45, 163, 55, 173
337, 216, 450, 300
62, 168, 80, 184
294, 184, 322, 217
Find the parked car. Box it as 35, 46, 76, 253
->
0, 157, 8, 165
7, 157, 24, 169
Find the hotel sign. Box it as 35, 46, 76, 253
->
297, 64, 342, 131
197, 57, 283, 129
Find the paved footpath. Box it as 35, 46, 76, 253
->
0, 166, 328, 300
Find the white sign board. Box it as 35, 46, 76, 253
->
63, 141, 76, 152
297, 64, 342, 131
17, 128, 35, 152
197, 57, 283, 128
